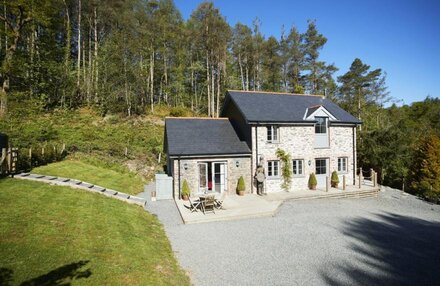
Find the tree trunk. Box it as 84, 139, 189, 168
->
238, 51, 245, 90
211, 64, 215, 118
62, 0, 71, 108
206, 50, 210, 117
93, 7, 98, 102
77, 0, 81, 90
150, 46, 154, 113
216, 63, 221, 117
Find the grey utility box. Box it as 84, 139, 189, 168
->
155, 173, 173, 200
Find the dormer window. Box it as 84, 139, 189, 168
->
315, 117, 327, 134
267, 126, 279, 143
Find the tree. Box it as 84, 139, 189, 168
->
337, 58, 382, 127
286, 25, 305, 93
408, 136, 440, 199
303, 20, 327, 94
261, 36, 281, 91
188, 1, 230, 117
0, 1, 33, 116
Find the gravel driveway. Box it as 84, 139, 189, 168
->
146, 188, 440, 286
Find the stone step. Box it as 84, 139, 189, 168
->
288, 190, 379, 201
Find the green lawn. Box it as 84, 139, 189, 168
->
33, 159, 144, 195
0, 178, 189, 285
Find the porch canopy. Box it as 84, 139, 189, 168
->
164, 117, 251, 157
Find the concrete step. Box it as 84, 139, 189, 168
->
288, 190, 379, 201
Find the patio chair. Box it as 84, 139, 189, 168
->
188, 197, 201, 213
215, 192, 227, 210
202, 195, 215, 214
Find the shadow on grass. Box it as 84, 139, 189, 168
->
321, 213, 440, 286
0, 260, 91, 286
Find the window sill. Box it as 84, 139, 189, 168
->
266, 141, 280, 144
267, 176, 280, 180
293, 175, 306, 178
314, 146, 330, 149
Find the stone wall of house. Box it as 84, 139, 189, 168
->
251, 125, 356, 193
172, 156, 251, 199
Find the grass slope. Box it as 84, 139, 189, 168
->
33, 159, 144, 195
0, 178, 189, 285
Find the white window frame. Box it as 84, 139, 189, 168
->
267, 160, 280, 178
338, 157, 348, 173
267, 126, 279, 143
315, 117, 328, 134
315, 158, 327, 175
292, 159, 304, 177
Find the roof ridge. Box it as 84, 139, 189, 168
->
165, 116, 228, 120
227, 89, 324, 97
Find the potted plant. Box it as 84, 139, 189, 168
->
331, 171, 339, 188
236, 176, 246, 196
308, 173, 317, 190
181, 179, 190, 201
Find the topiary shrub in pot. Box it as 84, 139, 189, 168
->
331, 171, 339, 188
308, 173, 317, 190
237, 176, 246, 196
181, 179, 190, 200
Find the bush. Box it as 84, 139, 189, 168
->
182, 180, 190, 197
422, 189, 440, 204
308, 173, 317, 189
170, 106, 191, 117
331, 171, 339, 183
236, 176, 245, 193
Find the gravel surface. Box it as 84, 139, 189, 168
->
146, 187, 440, 286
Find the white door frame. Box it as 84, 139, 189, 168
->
198, 162, 208, 193
315, 158, 329, 187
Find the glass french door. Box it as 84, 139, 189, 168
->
198, 163, 208, 193
213, 162, 226, 193
198, 162, 227, 193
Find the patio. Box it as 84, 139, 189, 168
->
174, 183, 380, 224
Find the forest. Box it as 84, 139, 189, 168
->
0, 0, 439, 201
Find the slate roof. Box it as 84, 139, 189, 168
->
225, 90, 361, 124
165, 118, 251, 156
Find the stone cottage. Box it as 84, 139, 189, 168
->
164, 90, 361, 199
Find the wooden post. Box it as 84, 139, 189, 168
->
0, 148, 6, 173
358, 168, 362, 189
124, 147, 128, 156
7, 147, 11, 173
343, 175, 346, 191
29, 147, 32, 168
42, 147, 45, 157
373, 172, 376, 187
158, 152, 161, 163
375, 172, 378, 187
61, 143, 66, 154
326, 176, 329, 192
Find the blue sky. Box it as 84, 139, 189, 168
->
174, 0, 440, 105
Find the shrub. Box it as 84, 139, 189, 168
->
236, 176, 245, 193
182, 180, 190, 197
170, 106, 190, 117
308, 173, 317, 189
331, 171, 339, 183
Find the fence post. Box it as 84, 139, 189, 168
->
358, 167, 363, 189
372, 172, 376, 187
61, 143, 66, 154
7, 147, 11, 174
326, 176, 330, 192
29, 148, 32, 168
343, 175, 346, 191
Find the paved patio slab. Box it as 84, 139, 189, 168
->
175, 194, 282, 224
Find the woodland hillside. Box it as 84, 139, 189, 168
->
0, 0, 439, 201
